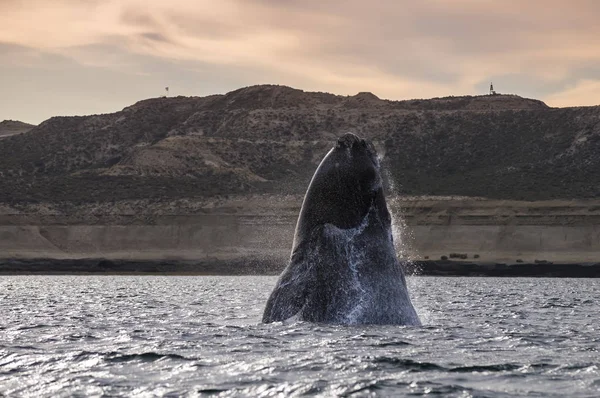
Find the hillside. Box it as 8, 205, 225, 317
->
0, 120, 35, 138
0, 84, 599, 204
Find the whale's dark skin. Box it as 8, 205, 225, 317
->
262, 133, 420, 325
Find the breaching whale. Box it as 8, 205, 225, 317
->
262, 133, 420, 325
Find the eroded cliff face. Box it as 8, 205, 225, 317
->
1, 196, 600, 264
0, 85, 599, 204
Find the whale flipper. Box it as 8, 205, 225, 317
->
262, 241, 316, 323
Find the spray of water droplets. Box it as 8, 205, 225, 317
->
378, 151, 422, 275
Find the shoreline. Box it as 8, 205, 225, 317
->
2, 258, 600, 277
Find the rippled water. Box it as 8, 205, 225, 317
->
1, 276, 599, 397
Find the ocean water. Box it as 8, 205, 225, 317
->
0, 276, 599, 397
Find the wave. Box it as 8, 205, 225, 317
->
104, 352, 190, 363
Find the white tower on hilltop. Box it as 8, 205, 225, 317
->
489, 82, 496, 95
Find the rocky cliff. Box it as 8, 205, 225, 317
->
1, 84, 598, 205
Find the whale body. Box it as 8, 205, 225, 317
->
262, 133, 420, 325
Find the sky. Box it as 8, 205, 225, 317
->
1, 0, 600, 124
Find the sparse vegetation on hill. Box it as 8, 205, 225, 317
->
0, 85, 598, 203
0, 120, 35, 138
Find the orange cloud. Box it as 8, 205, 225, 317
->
546, 80, 600, 108
1, 0, 600, 107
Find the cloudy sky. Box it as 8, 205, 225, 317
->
1, 0, 599, 124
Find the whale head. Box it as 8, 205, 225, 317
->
292, 133, 392, 250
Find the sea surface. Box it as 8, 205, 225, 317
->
1, 276, 599, 397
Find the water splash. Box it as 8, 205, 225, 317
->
378, 152, 427, 324
379, 158, 422, 276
